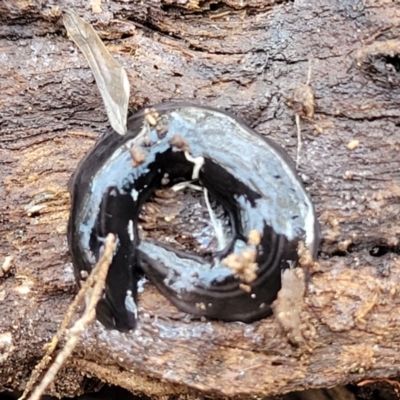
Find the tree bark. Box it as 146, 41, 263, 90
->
1, 0, 400, 398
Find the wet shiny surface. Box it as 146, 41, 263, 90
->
68, 103, 319, 331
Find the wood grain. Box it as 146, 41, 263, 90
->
1, 0, 400, 397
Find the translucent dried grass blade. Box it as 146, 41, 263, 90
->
64, 11, 129, 136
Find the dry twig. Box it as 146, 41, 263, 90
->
19, 233, 116, 400
292, 59, 314, 168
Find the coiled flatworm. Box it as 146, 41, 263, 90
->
68, 103, 319, 332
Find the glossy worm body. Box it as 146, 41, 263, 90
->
68, 103, 319, 332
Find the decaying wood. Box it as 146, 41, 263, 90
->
1, 0, 400, 398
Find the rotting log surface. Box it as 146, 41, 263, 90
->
1, 0, 400, 398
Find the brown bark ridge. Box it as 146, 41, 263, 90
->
1, 0, 400, 398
